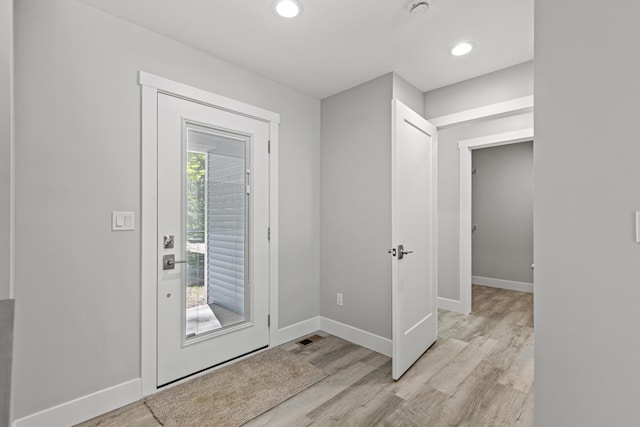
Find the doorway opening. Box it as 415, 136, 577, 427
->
458, 128, 534, 314
471, 140, 533, 291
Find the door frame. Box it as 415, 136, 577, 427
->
458, 128, 534, 314
139, 71, 280, 396
427, 95, 534, 314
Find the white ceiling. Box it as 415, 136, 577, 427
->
78, 0, 534, 99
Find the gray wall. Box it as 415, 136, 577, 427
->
472, 142, 533, 283
392, 73, 424, 117
13, 0, 320, 420
535, 1, 640, 425
424, 63, 533, 302
321, 73, 393, 339
320, 73, 424, 340
0, 0, 11, 301
424, 60, 533, 118
0, 1, 12, 426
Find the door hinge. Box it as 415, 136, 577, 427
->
268, 140, 271, 154
268, 314, 271, 327
268, 227, 271, 241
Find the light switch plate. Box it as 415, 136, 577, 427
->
112, 211, 135, 231
636, 212, 640, 243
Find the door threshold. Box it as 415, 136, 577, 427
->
158, 344, 269, 389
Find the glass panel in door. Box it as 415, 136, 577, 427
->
185, 124, 249, 338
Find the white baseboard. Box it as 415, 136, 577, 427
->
277, 316, 391, 357
472, 276, 533, 293
277, 316, 321, 345
13, 378, 141, 427
319, 317, 392, 357
438, 297, 464, 313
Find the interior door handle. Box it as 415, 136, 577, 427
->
397, 244, 413, 260
163, 254, 187, 270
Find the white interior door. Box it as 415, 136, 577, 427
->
157, 93, 270, 386
391, 100, 438, 380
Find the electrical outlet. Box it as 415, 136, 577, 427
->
337, 293, 343, 306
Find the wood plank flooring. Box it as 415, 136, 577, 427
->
78, 285, 533, 426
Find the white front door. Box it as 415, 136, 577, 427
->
156, 93, 270, 386
391, 100, 438, 380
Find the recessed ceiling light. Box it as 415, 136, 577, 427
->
273, 0, 303, 18
450, 42, 474, 56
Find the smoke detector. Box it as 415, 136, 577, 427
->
409, 1, 430, 15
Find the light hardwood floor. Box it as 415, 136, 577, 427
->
79, 285, 533, 426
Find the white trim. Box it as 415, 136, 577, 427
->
458, 128, 534, 314
277, 317, 320, 345
276, 316, 392, 356
12, 379, 141, 427
140, 84, 158, 397
139, 71, 280, 397
438, 297, 463, 312
458, 128, 534, 150
428, 95, 533, 129
319, 317, 392, 357
268, 123, 279, 346
472, 276, 533, 293
138, 71, 280, 124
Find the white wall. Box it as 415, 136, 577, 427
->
321, 73, 394, 339
424, 63, 533, 302
13, 0, 320, 420
535, 1, 640, 425
472, 142, 533, 284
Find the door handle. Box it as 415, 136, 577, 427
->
163, 254, 187, 270
397, 244, 413, 260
